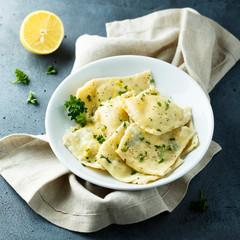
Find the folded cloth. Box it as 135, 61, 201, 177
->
1, 8, 240, 233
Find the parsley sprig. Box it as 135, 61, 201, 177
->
12, 69, 30, 84
46, 65, 58, 74
191, 190, 208, 213
64, 95, 87, 127
25, 91, 38, 104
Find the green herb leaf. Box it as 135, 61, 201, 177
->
150, 79, 154, 83
25, 91, 38, 104
190, 190, 208, 213
87, 95, 91, 101
64, 95, 87, 127
169, 138, 175, 141
157, 102, 162, 107
46, 65, 58, 74
81, 163, 86, 167
121, 147, 129, 152
100, 154, 111, 163
139, 153, 144, 162
139, 137, 145, 141
123, 121, 127, 128
131, 170, 137, 175
96, 135, 105, 144
12, 69, 30, 84
165, 101, 170, 110
119, 90, 128, 95
151, 93, 157, 95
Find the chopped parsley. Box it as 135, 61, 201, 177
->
121, 147, 129, 152
139, 137, 145, 141
96, 135, 105, 144
150, 79, 154, 83
165, 101, 170, 110
81, 163, 86, 167
93, 134, 97, 138
131, 170, 137, 175
123, 121, 127, 128
100, 154, 111, 163
25, 91, 38, 104
157, 129, 161, 132
154, 145, 161, 149
139, 153, 144, 162
190, 190, 208, 213
157, 102, 162, 107
169, 138, 175, 141
145, 141, 151, 145
119, 90, 128, 95
46, 65, 58, 74
151, 93, 157, 95
124, 85, 128, 89
87, 95, 91, 101
64, 95, 87, 127
167, 145, 172, 151
12, 69, 30, 84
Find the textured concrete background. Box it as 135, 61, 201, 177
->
0, 0, 240, 239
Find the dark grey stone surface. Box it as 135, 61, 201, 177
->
0, 0, 239, 239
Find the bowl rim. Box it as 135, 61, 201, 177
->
45, 55, 214, 191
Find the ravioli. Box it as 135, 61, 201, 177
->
76, 70, 153, 118
181, 118, 199, 156
122, 87, 191, 135
94, 94, 131, 138
116, 123, 195, 176
63, 70, 199, 184
63, 123, 105, 169
96, 122, 160, 184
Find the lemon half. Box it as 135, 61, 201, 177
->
20, 10, 64, 55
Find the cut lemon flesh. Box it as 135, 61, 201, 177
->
20, 10, 64, 55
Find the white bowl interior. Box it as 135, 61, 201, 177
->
45, 55, 214, 191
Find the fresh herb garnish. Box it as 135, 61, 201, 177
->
167, 145, 172, 151
81, 163, 86, 167
100, 154, 111, 163
121, 147, 129, 152
96, 135, 105, 144
165, 101, 170, 110
12, 69, 30, 84
123, 121, 127, 128
145, 141, 151, 145
151, 93, 157, 95
139, 153, 144, 162
157, 102, 162, 107
190, 190, 208, 213
139, 137, 145, 141
46, 65, 58, 74
169, 138, 175, 141
150, 79, 154, 83
157, 129, 161, 132
25, 91, 38, 104
131, 170, 137, 175
64, 95, 87, 127
119, 90, 128, 95
87, 95, 91, 101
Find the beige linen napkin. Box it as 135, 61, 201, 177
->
1, 8, 240, 233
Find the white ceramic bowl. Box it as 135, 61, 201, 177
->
45, 55, 214, 191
